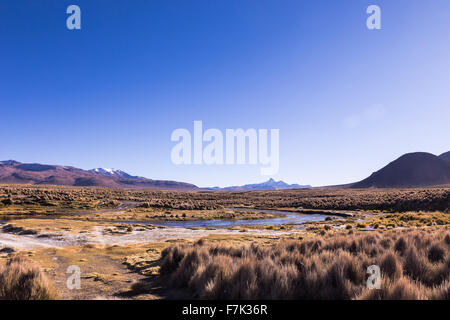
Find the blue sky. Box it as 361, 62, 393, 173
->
1, 0, 449, 187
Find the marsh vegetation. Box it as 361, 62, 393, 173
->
0, 184, 449, 300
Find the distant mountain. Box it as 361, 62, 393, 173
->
206, 178, 311, 191
351, 152, 450, 188
0, 160, 198, 190
440, 151, 450, 162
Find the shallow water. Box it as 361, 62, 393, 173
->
1, 208, 345, 231
0, 209, 347, 249
119, 208, 340, 229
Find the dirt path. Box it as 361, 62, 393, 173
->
21, 245, 160, 300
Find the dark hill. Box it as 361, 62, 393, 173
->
351, 152, 450, 188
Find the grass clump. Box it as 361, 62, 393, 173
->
157, 228, 449, 300
0, 256, 57, 300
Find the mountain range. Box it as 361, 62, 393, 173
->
206, 178, 311, 191
0, 150, 449, 190
0, 161, 198, 190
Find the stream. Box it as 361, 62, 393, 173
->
119, 208, 343, 229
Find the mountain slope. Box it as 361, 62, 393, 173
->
440, 151, 450, 162
207, 178, 311, 191
0, 160, 198, 190
351, 152, 450, 188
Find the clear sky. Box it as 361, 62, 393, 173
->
1, 0, 449, 187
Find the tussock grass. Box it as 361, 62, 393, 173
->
158, 228, 450, 299
0, 256, 57, 300
1, 185, 449, 217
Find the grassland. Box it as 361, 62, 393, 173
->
1, 184, 449, 218
156, 228, 450, 299
0, 184, 449, 300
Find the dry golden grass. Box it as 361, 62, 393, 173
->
157, 228, 450, 300
1, 185, 449, 220
366, 211, 450, 229
72, 207, 278, 223
0, 256, 57, 300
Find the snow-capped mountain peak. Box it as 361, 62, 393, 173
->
205, 179, 311, 191
91, 168, 114, 174
89, 168, 134, 178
